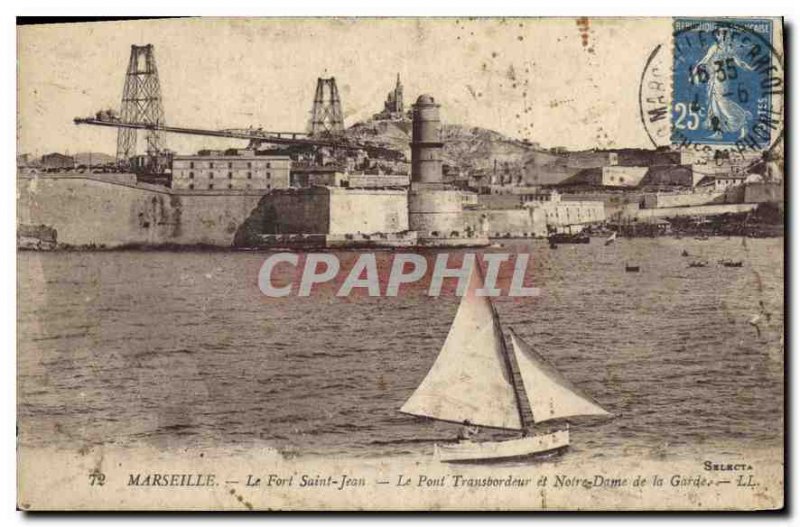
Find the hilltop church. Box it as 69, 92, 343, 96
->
374, 74, 406, 121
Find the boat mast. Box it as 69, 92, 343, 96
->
473, 258, 535, 433
490, 304, 535, 435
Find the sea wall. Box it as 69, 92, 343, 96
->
252, 188, 330, 234
249, 187, 408, 237
634, 203, 757, 219
640, 190, 726, 209
480, 208, 547, 237
328, 188, 408, 234
528, 200, 606, 227
17, 174, 264, 247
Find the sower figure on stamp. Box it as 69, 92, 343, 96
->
692, 27, 755, 140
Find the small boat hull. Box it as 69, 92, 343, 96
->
548, 233, 590, 244
435, 430, 569, 463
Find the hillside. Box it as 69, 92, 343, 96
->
345, 118, 542, 173
345, 119, 413, 155
345, 118, 670, 186
440, 125, 538, 172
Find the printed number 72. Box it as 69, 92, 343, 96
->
89, 471, 106, 486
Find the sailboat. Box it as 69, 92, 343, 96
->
400, 264, 612, 463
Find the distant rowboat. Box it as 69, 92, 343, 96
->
722, 260, 743, 268
548, 232, 590, 244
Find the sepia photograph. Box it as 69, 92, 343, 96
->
15, 16, 784, 511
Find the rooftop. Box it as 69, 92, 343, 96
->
174, 149, 290, 159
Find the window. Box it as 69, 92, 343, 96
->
247, 172, 252, 179
228, 183, 233, 189
210, 162, 214, 169
189, 172, 194, 179
190, 161, 194, 169
266, 172, 271, 179
247, 162, 252, 169
209, 183, 214, 190
209, 172, 214, 179
267, 184, 271, 190
228, 162, 232, 168
189, 183, 194, 190
266, 162, 271, 168
228, 172, 233, 179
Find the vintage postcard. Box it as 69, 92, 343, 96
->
17, 17, 784, 511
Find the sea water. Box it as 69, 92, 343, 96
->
17, 237, 784, 462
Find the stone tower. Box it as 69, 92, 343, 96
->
407, 93, 488, 246
410, 94, 444, 187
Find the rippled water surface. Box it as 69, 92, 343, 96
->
18, 238, 784, 460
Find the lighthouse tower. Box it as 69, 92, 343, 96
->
410, 94, 444, 187
407, 94, 488, 246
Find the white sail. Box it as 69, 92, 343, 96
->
509, 329, 611, 424
400, 266, 523, 430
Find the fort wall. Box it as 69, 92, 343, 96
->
634, 203, 757, 219
255, 187, 408, 236
480, 208, 547, 238
329, 188, 408, 234
18, 174, 264, 247
641, 191, 726, 209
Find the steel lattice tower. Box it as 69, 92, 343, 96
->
308, 77, 344, 137
116, 44, 167, 162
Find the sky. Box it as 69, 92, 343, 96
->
17, 17, 672, 156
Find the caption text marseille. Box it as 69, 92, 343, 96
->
258, 252, 539, 297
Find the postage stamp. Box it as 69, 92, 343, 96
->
639, 17, 784, 175
671, 18, 775, 149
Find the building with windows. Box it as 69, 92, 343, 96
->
290, 167, 410, 189
522, 189, 605, 230
289, 166, 346, 188
171, 150, 290, 191
40, 152, 75, 170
